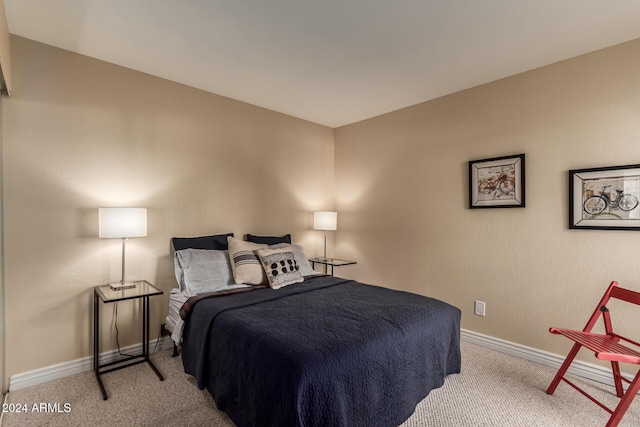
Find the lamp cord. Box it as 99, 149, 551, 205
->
113, 302, 162, 357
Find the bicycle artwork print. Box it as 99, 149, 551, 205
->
469, 154, 525, 209
569, 163, 640, 230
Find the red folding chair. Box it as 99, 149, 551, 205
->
547, 281, 640, 427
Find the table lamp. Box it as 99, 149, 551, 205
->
314, 211, 337, 261
99, 207, 147, 290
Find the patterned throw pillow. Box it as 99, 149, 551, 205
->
227, 236, 268, 285
257, 247, 304, 289
269, 243, 317, 276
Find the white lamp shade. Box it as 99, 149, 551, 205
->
99, 208, 147, 238
314, 211, 337, 231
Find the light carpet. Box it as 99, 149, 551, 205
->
2, 341, 640, 426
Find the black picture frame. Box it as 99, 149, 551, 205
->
569, 164, 640, 230
469, 154, 525, 209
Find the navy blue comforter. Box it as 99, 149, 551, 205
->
182, 275, 461, 427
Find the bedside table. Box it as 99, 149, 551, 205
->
93, 280, 164, 400
309, 257, 357, 276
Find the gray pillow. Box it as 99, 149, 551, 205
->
174, 249, 250, 296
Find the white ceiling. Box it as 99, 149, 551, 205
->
5, 0, 640, 128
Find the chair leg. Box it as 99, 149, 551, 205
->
547, 342, 582, 395
606, 371, 640, 427
611, 361, 624, 398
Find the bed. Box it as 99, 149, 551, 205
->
170, 234, 461, 427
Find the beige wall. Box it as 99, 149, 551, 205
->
335, 39, 640, 359
3, 33, 640, 384
1, 36, 334, 381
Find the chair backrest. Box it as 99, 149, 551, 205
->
582, 281, 640, 333
610, 285, 640, 306
582, 281, 640, 345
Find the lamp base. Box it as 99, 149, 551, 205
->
109, 281, 137, 291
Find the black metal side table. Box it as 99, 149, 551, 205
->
93, 280, 164, 400
309, 257, 357, 275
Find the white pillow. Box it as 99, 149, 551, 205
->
227, 236, 268, 285
174, 249, 250, 296
270, 243, 317, 276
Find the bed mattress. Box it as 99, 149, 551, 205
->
165, 288, 188, 344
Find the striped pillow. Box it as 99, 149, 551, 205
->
227, 236, 268, 285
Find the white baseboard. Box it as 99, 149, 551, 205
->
8, 330, 625, 392
9, 337, 175, 392
461, 328, 631, 386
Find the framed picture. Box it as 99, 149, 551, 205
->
569, 164, 640, 230
469, 154, 525, 209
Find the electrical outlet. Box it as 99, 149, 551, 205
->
474, 300, 486, 317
